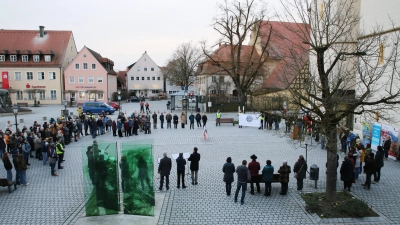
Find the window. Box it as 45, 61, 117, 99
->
50, 90, 57, 100
44, 55, 51, 62
147, 77, 150, 80
22, 55, 28, 62
39, 91, 45, 100
144, 58, 146, 61
152, 90, 159, 93
49, 72, 56, 80
70, 93, 76, 101
136, 77, 139, 80
16, 91, 23, 100
26, 72, 33, 80
0, 55, 5, 62
28, 92, 35, 100
97, 76, 103, 83
38, 72, 45, 80
14, 72, 22, 80
78, 76, 84, 83
151, 67, 154, 71
212, 76, 216, 82
157, 77, 160, 80
10, 55, 17, 62
219, 76, 224, 83
92, 64, 96, 69
142, 77, 144, 80
88, 76, 94, 83
83, 63, 88, 69
211, 90, 216, 94
137, 67, 140, 71
152, 77, 155, 80
97, 93, 104, 100
89, 93, 95, 100
68, 76, 74, 83
219, 90, 225, 94
130, 77, 134, 80
78, 91, 85, 100
75, 63, 79, 69
33, 55, 40, 62
144, 68, 147, 71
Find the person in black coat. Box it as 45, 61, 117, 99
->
383, 135, 391, 160
159, 113, 165, 129
133, 118, 139, 136
222, 157, 235, 196
173, 114, 179, 129
362, 153, 376, 190
373, 146, 384, 183
293, 155, 307, 191
340, 156, 353, 191
195, 112, 202, 128
202, 113, 208, 127
176, 153, 186, 188
188, 147, 201, 185
158, 152, 172, 191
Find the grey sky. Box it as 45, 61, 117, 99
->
1, 0, 281, 71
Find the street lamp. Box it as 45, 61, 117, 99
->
117, 90, 121, 114
184, 90, 188, 124
12, 104, 19, 132
88, 90, 91, 102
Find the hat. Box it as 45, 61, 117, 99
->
250, 154, 257, 160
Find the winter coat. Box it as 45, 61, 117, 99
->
112, 121, 117, 130
188, 152, 200, 171
176, 156, 186, 172
278, 165, 291, 183
195, 113, 201, 121
158, 156, 172, 176
117, 121, 122, 130
0, 138, 6, 150
293, 159, 307, 179
236, 165, 249, 183
166, 114, 172, 122
202, 115, 207, 123
222, 162, 235, 183
152, 113, 158, 122
173, 115, 179, 124
123, 122, 129, 130
189, 115, 195, 123
180, 114, 186, 124
375, 150, 384, 168
159, 114, 165, 121
34, 137, 42, 150
248, 160, 260, 177
22, 142, 31, 155
262, 165, 274, 182
383, 139, 391, 151
17, 157, 28, 171
340, 159, 353, 182
363, 157, 376, 174
2, 156, 12, 170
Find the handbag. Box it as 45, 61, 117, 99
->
294, 164, 304, 178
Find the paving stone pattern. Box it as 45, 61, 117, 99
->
0, 101, 400, 224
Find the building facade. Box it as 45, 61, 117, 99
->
64, 46, 118, 104
0, 26, 77, 104
126, 52, 163, 97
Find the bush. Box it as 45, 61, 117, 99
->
337, 198, 371, 217
301, 193, 320, 213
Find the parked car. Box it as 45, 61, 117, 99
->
108, 102, 120, 110
129, 96, 141, 102
82, 102, 115, 115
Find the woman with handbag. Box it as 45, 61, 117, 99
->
293, 155, 307, 191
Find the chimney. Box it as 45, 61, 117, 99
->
39, 26, 45, 37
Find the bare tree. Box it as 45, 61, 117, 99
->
276, 0, 400, 201
201, 0, 272, 106
164, 42, 203, 88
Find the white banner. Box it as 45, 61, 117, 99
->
239, 114, 261, 127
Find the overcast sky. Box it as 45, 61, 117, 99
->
1, 0, 282, 71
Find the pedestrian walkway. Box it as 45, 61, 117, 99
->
0, 100, 399, 225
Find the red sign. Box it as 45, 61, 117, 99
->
26, 83, 31, 88
2, 71, 9, 89
26, 83, 45, 88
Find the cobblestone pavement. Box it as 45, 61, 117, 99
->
0, 100, 400, 225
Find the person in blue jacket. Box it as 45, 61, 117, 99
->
189, 113, 195, 129
346, 131, 356, 153
262, 160, 274, 196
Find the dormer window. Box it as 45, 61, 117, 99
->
0, 55, 5, 62
33, 55, 40, 62
10, 55, 17, 62
22, 55, 28, 62
44, 55, 51, 62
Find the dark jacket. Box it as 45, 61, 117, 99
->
293, 159, 307, 179
166, 114, 172, 122
383, 139, 391, 151
189, 115, 195, 123
248, 160, 260, 177
176, 156, 186, 172
262, 165, 274, 182
278, 165, 291, 183
222, 162, 235, 183
188, 152, 200, 171
340, 159, 353, 182
2, 157, 13, 170
159, 114, 165, 121
195, 113, 201, 121
152, 113, 157, 122
112, 121, 117, 130
375, 150, 384, 168
173, 115, 179, 124
158, 156, 172, 176
236, 165, 249, 183
364, 157, 376, 174
202, 115, 207, 123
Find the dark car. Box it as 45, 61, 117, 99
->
108, 102, 120, 110
129, 96, 140, 102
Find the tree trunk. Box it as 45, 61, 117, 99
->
325, 122, 339, 201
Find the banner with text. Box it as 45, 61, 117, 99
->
239, 114, 261, 127
371, 123, 381, 151
2, 71, 9, 89
380, 123, 399, 160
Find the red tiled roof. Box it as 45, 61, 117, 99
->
0, 29, 72, 67
261, 21, 310, 90
86, 47, 117, 75
117, 71, 127, 83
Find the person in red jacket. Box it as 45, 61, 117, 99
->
248, 154, 261, 195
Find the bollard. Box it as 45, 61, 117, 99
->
310, 164, 319, 189
43, 116, 47, 121
19, 118, 24, 123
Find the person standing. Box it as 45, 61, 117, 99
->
0, 134, 6, 159
112, 120, 117, 136
202, 113, 208, 127
159, 113, 165, 129
140, 101, 144, 113
173, 114, 179, 129
17, 154, 28, 186
293, 155, 307, 191
188, 147, 200, 185
222, 157, 235, 196
145, 102, 150, 113
340, 156, 353, 191
21, 139, 31, 166
189, 113, 195, 129
262, 160, 274, 196
234, 160, 249, 205
55, 138, 64, 169
278, 160, 291, 195
258, 113, 264, 130
383, 135, 391, 160
180, 112, 186, 128
48, 143, 58, 176
195, 112, 202, 128
362, 153, 376, 190
176, 153, 186, 189
166, 113, 172, 129
372, 146, 384, 184
133, 118, 139, 136
248, 154, 261, 195
216, 110, 221, 126
158, 152, 172, 191
2, 152, 13, 181
152, 112, 158, 129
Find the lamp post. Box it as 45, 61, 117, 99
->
184, 90, 188, 124
88, 91, 91, 102
117, 90, 121, 114
12, 104, 19, 132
